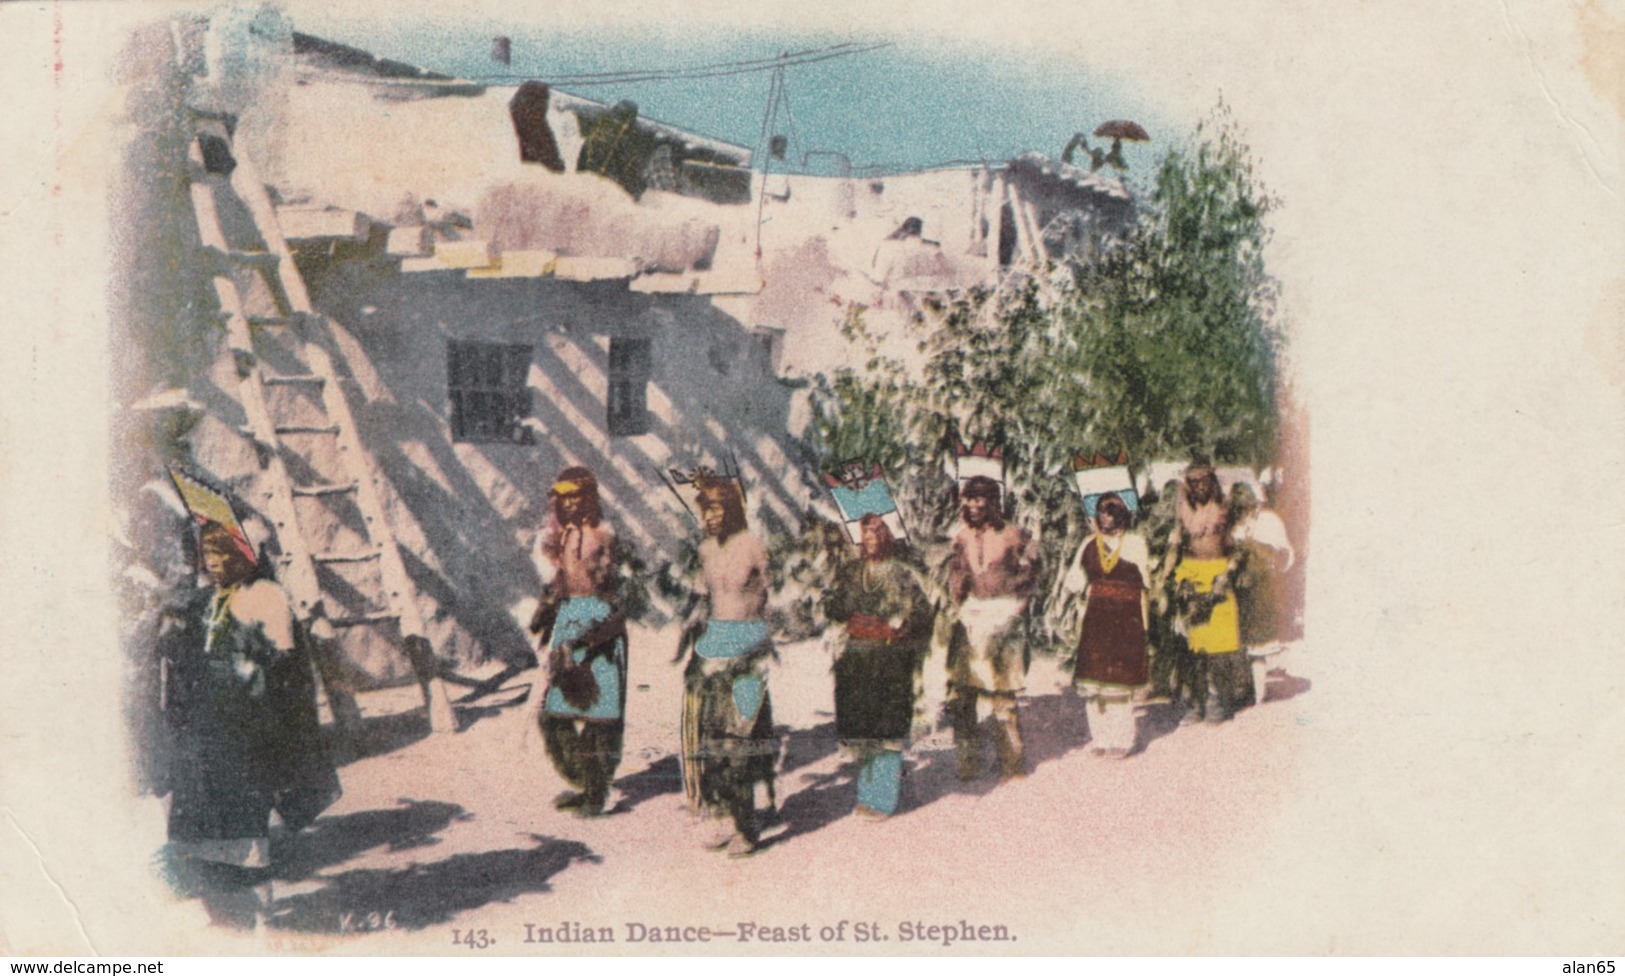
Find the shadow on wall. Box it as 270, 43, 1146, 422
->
347, 390, 543, 669
525, 308, 804, 541
297, 253, 813, 669
293, 250, 556, 672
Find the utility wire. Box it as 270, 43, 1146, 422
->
483, 41, 871, 81
456, 40, 893, 86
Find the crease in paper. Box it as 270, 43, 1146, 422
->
1500, 0, 1619, 197
4, 808, 95, 954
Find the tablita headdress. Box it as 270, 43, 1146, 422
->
822, 458, 908, 545
659, 454, 746, 526
1069, 451, 1139, 519
168, 467, 257, 566
950, 440, 1006, 504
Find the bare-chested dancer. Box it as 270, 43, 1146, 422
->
945, 475, 1040, 780
531, 466, 628, 817
1158, 461, 1252, 721
676, 478, 781, 856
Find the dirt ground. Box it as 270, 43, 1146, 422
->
136, 624, 1317, 955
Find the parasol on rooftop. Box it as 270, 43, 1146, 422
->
1089, 120, 1150, 171
1093, 120, 1150, 142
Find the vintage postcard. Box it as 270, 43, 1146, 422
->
2, 0, 1623, 958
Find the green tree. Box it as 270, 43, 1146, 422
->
807, 102, 1285, 643
1070, 100, 1283, 465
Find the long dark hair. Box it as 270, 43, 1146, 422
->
959, 475, 1006, 529
551, 465, 602, 525
196, 520, 262, 585
1094, 493, 1132, 532
858, 513, 896, 561
697, 479, 748, 541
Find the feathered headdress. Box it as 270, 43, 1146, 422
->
659, 454, 746, 526
168, 468, 257, 566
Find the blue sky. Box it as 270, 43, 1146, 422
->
292, 18, 1178, 177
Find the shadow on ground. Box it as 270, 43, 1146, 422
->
610, 718, 845, 824
274, 798, 471, 881
330, 710, 432, 768
270, 832, 598, 933
760, 693, 1098, 849
1136, 665, 1313, 753
424, 665, 1316, 856
1264, 668, 1311, 703
453, 688, 535, 733
610, 755, 682, 814
885, 692, 1093, 820
326, 666, 541, 765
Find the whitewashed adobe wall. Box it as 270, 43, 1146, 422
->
725, 167, 1005, 379
250, 50, 819, 669
301, 256, 820, 669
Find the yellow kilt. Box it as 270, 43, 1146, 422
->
1175, 557, 1241, 655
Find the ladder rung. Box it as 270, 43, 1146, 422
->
292, 482, 358, 497
313, 551, 382, 564
248, 315, 295, 327
186, 106, 237, 124
331, 612, 400, 627
263, 375, 325, 386
204, 244, 280, 268
274, 424, 339, 435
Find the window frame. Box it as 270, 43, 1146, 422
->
606, 336, 653, 437
447, 339, 534, 444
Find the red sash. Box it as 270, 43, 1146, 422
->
1089, 580, 1141, 600
848, 614, 898, 641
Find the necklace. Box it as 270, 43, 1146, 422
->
970, 527, 992, 577
203, 586, 239, 655
862, 558, 890, 597
1096, 533, 1123, 575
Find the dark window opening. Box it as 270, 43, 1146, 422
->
751, 327, 783, 376
998, 201, 1017, 267
448, 340, 533, 443
198, 132, 236, 176
607, 337, 652, 437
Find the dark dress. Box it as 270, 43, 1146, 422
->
824, 559, 932, 745
1074, 535, 1149, 687
161, 583, 339, 852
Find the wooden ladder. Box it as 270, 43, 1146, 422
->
184, 108, 458, 735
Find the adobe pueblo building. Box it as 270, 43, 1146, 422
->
112, 8, 1137, 730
